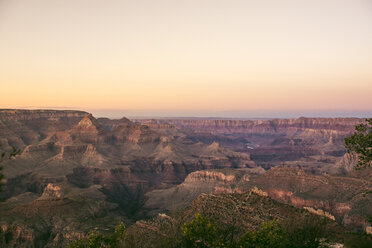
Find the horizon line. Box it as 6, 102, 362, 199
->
1, 108, 371, 120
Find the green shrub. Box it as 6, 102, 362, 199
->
238, 220, 287, 248
67, 222, 125, 248
182, 213, 228, 248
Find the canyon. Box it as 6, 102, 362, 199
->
0, 110, 370, 247
144, 167, 372, 232
137, 118, 363, 173
0, 110, 254, 247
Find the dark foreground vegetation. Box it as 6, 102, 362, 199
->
68, 212, 372, 248
0, 145, 21, 191
345, 118, 372, 169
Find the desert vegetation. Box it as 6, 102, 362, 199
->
0, 145, 21, 191
345, 118, 372, 169
67, 189, 372, 248
67, 222, 126, 248
68, 212, 372, 248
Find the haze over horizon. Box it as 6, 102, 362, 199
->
1, 0, 371, 117
1, 107, 371, 119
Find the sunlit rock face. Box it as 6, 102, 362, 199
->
38, 183, 65, 200
145, 117, 362, 134
144, 166, 372, 233
0, 109, 257, 247
0, 109, 87, 150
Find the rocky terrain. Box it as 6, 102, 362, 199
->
0, 110, 255, 247
0, 110, 370, 247
136, 118, 364, 173
144, 166, 372, 233
129, 188, 371, 247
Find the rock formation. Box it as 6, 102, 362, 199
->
0, 110, 255, 247
146, 166, 372, 232
136, 117, 365, 173
0, 110, 370, 247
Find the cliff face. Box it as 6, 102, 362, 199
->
143, 169, 245, 215
136, 117, 365, 173
144, 167, 372, 233
0, 183, 116, 248
0, 109, 87, 121
132, 189, 355, 248
0, 110, 256, 247
252, 167, 372, 231
0, 109, 87, 150
144, 118, 362, 134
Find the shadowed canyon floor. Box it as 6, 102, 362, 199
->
0, 110, 370, 247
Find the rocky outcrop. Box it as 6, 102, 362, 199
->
0, 109, 87, 150
38, 183, 65, 200
185, 170, 237, 183
96, 117, 132, 131
0, 109, 87, 121
303, 207, 336, 221
137, 117, 366, 173
142, 118, 363, 134
0, 183, 119, 247
143, 169, 254, 215
130, 190, 363, 248
333, 153, 359, 174
70, 114, 106, 143
0, 110, 258, 247
144, 166, 372, 232
250, 167, 372, 231
139, 185, 372, 248
75, 114, 104, 132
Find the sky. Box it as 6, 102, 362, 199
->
0, 0, 371, 118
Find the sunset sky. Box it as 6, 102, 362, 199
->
0, 0, 371, 118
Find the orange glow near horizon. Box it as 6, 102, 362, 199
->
0, 0, 371, 117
